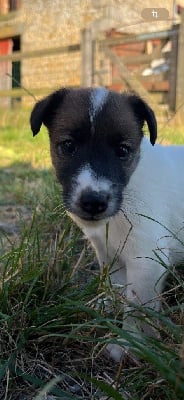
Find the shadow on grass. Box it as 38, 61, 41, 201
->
0, 161, 54, 206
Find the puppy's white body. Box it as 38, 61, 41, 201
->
72, 138, 184, 356
79, 138, 184, 267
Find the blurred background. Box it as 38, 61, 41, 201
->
0, 0, 184, 117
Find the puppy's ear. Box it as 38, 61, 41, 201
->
128, 94, 157, 145
30, 89, 66, 136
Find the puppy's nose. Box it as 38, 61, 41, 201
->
80, 191, 109, 215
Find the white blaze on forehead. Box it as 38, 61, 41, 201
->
72, 164, 111, 202
89, 87, 108, 124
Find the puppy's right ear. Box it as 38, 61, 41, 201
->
30, 89, 66, 136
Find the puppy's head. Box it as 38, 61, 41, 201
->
30, 87, 157, 224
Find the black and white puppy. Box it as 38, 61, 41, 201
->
30, 87, 184, 362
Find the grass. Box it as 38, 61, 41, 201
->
0, 108, 184, 399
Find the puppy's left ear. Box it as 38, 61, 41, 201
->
30, 89, 66, 136
129, 94, 157, 145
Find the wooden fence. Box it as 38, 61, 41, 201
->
82, 24, 182, 113
0, 13, 184, 113
0, 43, 80, 101
102, 27, 179, 112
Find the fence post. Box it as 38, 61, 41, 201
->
169, 25, 179, 111
81, 28, 94, 87
175, 9, 184, 119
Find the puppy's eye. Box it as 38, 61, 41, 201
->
57, 139, 77, 156
116, 143, 131, 159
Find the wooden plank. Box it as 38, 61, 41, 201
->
169, 25, 179, 111
103, 46, 157, 109
117, 53, 161, 65
0, 23, 23, 40
81, 28, 94, 87
176, 10, 184, 114
142, 81, 169, 92
112, 38, 166, 66
0, 10, 20, 22
0, 87, 53, 98
100, 27, 178, 48
0, 86, 79, 98
112, 78, 169, 92
0, 44, 80, 62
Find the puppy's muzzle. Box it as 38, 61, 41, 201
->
79, 190, 109, 218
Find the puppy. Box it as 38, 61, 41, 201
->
30, 87, 184, 362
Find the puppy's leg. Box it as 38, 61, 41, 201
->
99, 260, 130, 362
107, 259, 167, 362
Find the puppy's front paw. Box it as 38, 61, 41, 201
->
105, 343, 127, 363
